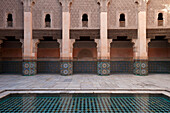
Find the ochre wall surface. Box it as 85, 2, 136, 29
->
38, 48, 60, 58
2, 48, 22, 58
148, 48, 170, 58
73, 48, 97, 59
110, 48, 133, 58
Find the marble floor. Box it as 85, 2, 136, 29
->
0, 74, 169, 91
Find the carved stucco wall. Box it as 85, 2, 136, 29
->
70, 0, 100, 29
147, 0, 170, 28
0, 0, 170, 30
0, 0, 23, 29
32, 0, 62, 29
108, 0, 138, 29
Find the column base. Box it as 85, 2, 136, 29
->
22, 60, 37, 76
97, 60, 110, 76
60, 61, 73, 76
133, 60, 148, 76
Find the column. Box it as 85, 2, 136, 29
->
133, 0, 149, 76
0, 40, 3, 73
21, 0, 36, 76
97, 0, 110, 76
59, 0, 73, 75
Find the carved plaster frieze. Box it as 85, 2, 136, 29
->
58, 39, 62, 55
21, 0, 36, 12
32, 39, 40, 53
97, 0, 110, 12
134, 0, 149, 11
59, 0, 73, 12
95, 39, 101, 58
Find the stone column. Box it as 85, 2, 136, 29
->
133, 0, 149, 76
0, 40, 3, 73
59, 0, 73, 75
21, 0, 36, 76
97, 0, 110, 76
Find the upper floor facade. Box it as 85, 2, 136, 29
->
0, 0, 170, 30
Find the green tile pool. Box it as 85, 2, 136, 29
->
0, 93, 169, 113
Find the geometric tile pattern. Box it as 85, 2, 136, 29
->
97, 60, 110, 76
0, 94, 169, 112
60, 61, 73, 76
73, 61, 97, 74
37, 61, 60, 74
134, 60, 148, 76
148, 61, 170, 74
110, 61, 133, 74
22, 61, 37, 76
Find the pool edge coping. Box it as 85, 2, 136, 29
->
0, 89, 170, 99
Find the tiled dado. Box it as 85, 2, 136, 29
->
23, 61, 37, 76
97, 60, 110, 76
60, 61, 73, 76
134, 60, 148, 76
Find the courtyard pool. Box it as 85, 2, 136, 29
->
0, 93, 169, 112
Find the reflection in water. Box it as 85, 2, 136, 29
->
0, 93, 169, 112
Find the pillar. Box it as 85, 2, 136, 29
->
133, 0, 149, 76
59, 0, 73, 75
97, 0, 110, 76
21, 0, 36, 76
0, 40, 3, 73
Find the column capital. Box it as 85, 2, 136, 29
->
97, 0, 110, 12
32, 39, 40, 54
21, 0, 36, 12
59, 0, 73, 12
134, 0, 149, 11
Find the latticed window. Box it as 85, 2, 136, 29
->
158, 13, 163, 26
82, 14, 88, 27
7, 14, 13, 27
119, 13, 125, 27
45, 14, 51, 27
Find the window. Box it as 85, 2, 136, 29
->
45, 14, 51, 27
119, 13, 125, 27
158, 13, 163, 26
82, 14, 88, 27
7, 14, 13, 27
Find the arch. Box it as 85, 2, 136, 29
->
77, 49, 93, 60
119, 13, 125, 21
158, 13, 163, 20
45, 14, 51, 27
82, 14, 88, 27
158, 13, 163, 26
7, 13, 13, 27
119, 13, 125, 27
82, 14, 88, 21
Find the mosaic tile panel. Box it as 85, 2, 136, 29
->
97, 61, 110, 76
134, 60, 148, 76
110, 61, 133, 74
148, 61, 170, 73
60, 61, 73, 76
73, 61, 97, 74
22, 61, 37, 76
37, 61, 60, 74
2, 61, 22, 74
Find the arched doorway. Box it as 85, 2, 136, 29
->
148, 36, 170, 73
73, 36, 97, 74
110, 36, 133, 74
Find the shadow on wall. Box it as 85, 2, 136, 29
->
77, 49, 94, 61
